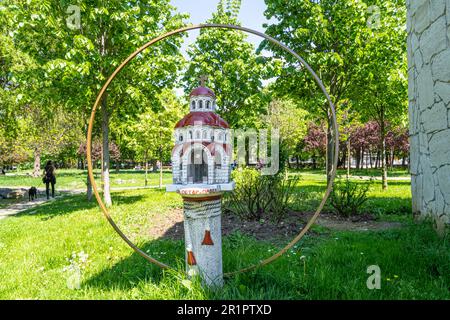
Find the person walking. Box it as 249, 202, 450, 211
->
43, 160, 56, 199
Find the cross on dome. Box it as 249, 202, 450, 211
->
198, 74, 208, 87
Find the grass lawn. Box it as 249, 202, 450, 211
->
0, 170, 448, 299
290, 167, 411, 178
289, 171, 412, 216
0, 169, 173, 190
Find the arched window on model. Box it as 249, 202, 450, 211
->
191, 100, 195, 110
214, 152, 222, 183
199, 100, 203, 109
179, 134, 183, 142
206, 101, 210, 109
215, 152, 222, 169
189, 131, 193, 139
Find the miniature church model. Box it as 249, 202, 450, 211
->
166, 76, 234, 287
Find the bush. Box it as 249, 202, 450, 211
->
223, 167, 299, 223
329, 176, 371, 217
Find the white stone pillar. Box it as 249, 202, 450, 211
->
183, 196, 223, 287
407, 0, 450, 233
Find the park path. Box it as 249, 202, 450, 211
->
0, 198, 50, 220
0, 185, 164, 220
351, 176, 410, 181
0, 190, 84, 221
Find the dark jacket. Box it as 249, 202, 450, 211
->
43, 165, 56, 184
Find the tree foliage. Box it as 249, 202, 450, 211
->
183, 0, 272, 127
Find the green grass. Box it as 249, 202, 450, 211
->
0, 169, 449, 299
289, 167, 411, 178
0, 169, 173, 190
289, 171, 412, 215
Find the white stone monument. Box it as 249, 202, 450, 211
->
407, 0, 450, 233
166, 77, 234, 286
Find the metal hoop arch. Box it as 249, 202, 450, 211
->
87, 23, 339, 277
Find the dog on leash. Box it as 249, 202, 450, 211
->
28, 187, 37, 201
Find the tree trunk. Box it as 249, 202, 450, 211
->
32, 147, 41, 177
375, 151, 379, 169
159, 161, 163, 188
380, 115, 388, 190
361, 149, 365, 169
151, 159, 158, 172
159, 148, 163, 189
144, 151, 148, 187
347, 139, 351, 178
101, 96, 112, 206
326, 113, 334, 184
87, 173, 93, 201
356, 148, 361, 170
390, 148, 395, 170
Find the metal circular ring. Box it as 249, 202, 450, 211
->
87, 23, 339, 277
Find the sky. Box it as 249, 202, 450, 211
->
170, 0, 273, 55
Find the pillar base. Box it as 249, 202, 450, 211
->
182, 194, 223, 287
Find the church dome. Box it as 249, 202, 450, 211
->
175, 111, 229, 129
190, 86, 216, 98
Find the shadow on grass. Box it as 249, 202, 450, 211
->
84, 239, 185, 290
12, 192, 145, 220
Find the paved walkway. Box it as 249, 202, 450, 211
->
0, 185, 164, 220
0, 190, 83, 220
350, 176, 410, 181
0, 198, 50, 220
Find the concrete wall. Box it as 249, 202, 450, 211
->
407, 0, 450, 232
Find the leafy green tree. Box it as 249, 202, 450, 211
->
20, 104, 84, 176
260, 0, 382, 182
262, 98, 309, 171
10, 1, 187, 205
0, 2, 35, 137
348, 0, 407, 189
127, 89, 186, 187
183, 0, 271, 128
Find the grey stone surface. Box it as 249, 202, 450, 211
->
420, 16, 446, 64
421, 102, 448, 132
435, 81, 450, 105
437, 165, 450, 205
417, 65, 435, 109
414, 1, 430, 34
408, 0, 450, 231
428, 130, 450, 167
431, 50, 450, 82
430, 0, 446, 22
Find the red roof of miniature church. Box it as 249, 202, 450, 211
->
175, 111, 230, 129
189, 86, 216, 98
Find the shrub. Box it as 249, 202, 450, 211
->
329, 176, 371, 217
266, 175, 299, 223
223, 167, 299, 223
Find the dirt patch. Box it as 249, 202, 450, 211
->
148, 209, 184, 240
148, 209, 404, 241
299, 212, 404, 232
